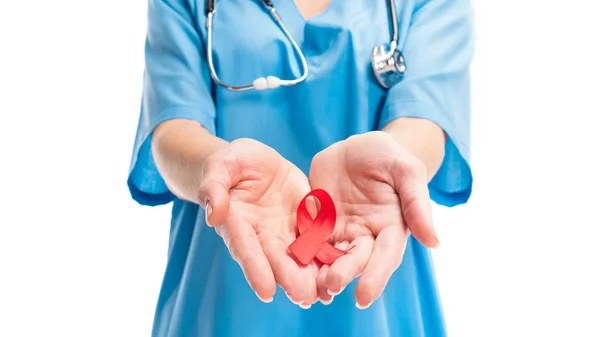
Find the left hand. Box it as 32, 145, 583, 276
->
308, 131, 439, 308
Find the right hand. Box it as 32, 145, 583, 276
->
198, 138, 319, 307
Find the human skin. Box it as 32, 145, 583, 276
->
151, 116, 445, 307
309, 117, 445, 308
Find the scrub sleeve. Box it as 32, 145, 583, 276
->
379, 0, 475, 207
128, 0, 215, 207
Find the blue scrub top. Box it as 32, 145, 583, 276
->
128, 0, 474, 336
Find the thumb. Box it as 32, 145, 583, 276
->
392, 159, 439, 249
197, 155, 233, 227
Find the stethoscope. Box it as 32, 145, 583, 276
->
205, 0, 406, 91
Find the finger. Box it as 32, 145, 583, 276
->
355, 224, 408, 309
325, 238, 373, 295
392, 158, 438, 248
316, 264, 333, 305
198, 155, 233, 227
261, 236, 318, 307
221, 217, 276, 303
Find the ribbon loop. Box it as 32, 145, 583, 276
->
288, 189, 349, 265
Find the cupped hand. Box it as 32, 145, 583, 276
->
308, 131, 438, 308
198, 138, 319, 307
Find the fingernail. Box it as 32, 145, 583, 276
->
434, 238, 441, 249
355, 301, 372, 310
205, 201, 213, 227
285, 292, 302, 305
255, 292, 273, 303
319, 297, 334, 305
327, 286, 345, 296
299, 303, 311, 309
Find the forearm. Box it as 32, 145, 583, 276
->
151, 119, 228, 204
382, 117, 446, 181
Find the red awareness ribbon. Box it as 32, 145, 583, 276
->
288, 189, 350, 266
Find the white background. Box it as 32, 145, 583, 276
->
1, 0, 599, 336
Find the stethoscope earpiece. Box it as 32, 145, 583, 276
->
252, 76, 282, 90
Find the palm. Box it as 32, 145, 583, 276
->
309, 133, 406, 242
308, 132, 413, 306
203, 139, 319, 306
227, 161, 306, 239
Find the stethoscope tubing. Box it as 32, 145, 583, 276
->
205, 0, 399, 91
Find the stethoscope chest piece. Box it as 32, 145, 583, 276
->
371, 45, 406, 89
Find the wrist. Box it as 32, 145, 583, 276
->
152, 119, 229, 203
155, 119, 228, 160
382, 117, 446, 181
